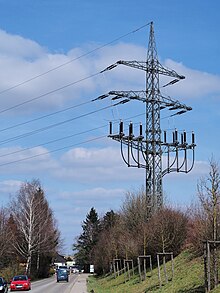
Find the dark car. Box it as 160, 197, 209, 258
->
57, 266, 70, 274
0, 277, 8, 293
56, 269, 68, 282
10, 275, 31, 291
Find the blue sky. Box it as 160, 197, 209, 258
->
0, 1, 219, 253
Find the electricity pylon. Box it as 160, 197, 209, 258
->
96, 22, 196, 211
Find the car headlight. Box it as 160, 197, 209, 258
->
0, 285, 3, 290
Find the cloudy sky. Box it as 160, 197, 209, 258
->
0, 0, 219, 253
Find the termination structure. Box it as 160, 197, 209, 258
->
98, 22, 196, 211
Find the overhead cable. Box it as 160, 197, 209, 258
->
0, 135, 107, 167
0, 124, 107, 158
0, 72, 100, 115
0, 113, 146, 162
0, 22, 151, 96
0, 104, 114, 145
0, 99, 92, 132
0, 116, 148, 167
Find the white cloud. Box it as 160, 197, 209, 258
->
0, 146, 58, 174
55, 146, 145, 183
61, 146, 120, 166
0, 144, 145, 186
163, 59, 220, 99
0, 29, 45, 59
0, 33, 146, 115
0, 29, 220, 117
58, 187, 125, 200
0, 179, 22, 193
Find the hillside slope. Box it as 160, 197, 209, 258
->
87, 250, 208, 292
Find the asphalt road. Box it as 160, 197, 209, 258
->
30, 274, 79, 293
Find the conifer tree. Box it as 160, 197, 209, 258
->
73, 207, 100, 265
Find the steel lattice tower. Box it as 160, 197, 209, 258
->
96, 22, 196, 211
145, 23, 162, 208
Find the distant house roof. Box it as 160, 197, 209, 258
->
54, 253, 66, 264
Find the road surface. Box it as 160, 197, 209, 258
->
29, 273, 88, 293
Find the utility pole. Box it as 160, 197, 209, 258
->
97, 22, 196, 212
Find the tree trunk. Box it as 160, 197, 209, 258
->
25, 254, 31, 275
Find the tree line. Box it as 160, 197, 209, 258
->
0, 179, 60, 279
74, 159, 220, 275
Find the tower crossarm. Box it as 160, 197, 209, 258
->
160, 95, 192, 113
101, 60, 185, 81
93, 89, 192, 116
117, 60, 185, 80
117, 60, 147, 71
108, 90, 192, 115
156, 61, 185, 80
108, 90, 146, 102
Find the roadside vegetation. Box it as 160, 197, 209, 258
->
74, 158, 220, 292
0, 179, 61, 281
87, 250, 205, 292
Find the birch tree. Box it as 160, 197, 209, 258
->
11, 179, 59, 275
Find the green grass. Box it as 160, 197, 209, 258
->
87, 251, 210, 293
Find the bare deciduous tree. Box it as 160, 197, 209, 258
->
188, 158, 220, 288
0, 208, 14, 265
188, 158, 220, 255
121, 187, 149, 231
121, 187, 150, 255
10, 179, 59, 275
149, 207, 188, 255
197, 158, 220, 242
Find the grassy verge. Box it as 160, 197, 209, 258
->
87, 251, 207, 292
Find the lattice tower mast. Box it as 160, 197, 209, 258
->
96, 22, 195, 211
145, 22, 162, 208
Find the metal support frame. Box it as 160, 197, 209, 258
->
157, 252, 174, 287
137, 255, 152, 282
203, 240, 220, 292
112, 258, 123, 278
98, 22, 196, 210
123, 259, 134, 282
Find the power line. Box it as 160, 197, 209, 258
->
0, 95, 179, 134
0, 135, 107, 167
0, 124, 107, 158
0, 99, 92, 132
0, 102, 144, 134
0, 71, 101, 115
0, 22, 151, 96
0, 112, 147, 163
0, 119, 146, 167
0, 104, 114, 145
0, 95, 179, 161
